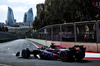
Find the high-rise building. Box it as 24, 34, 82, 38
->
23, 12, 27, 23
6, 7, 16, 26
23, 8, 33, 25
26, 8, 33, 23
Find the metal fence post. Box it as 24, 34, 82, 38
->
60, 25, 62, 41
96, 21, 99, 42
51, 26, 53, 41
45, 28, 47, 46
74, 23, 77, 42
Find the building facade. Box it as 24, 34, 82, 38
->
6, 7, 16, 26
36, 0, 52, 18
36, 4, 44, 18
23, 8, 33, 26
23, 12, 27, 23
44, 0, 52, 11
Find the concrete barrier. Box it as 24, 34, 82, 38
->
0, 32, 18, 40
47, 41, 52, 46
28, 38, 100, 52
60, 42, 74, 49
98, 44, 100, 52
74, 43, 97, 52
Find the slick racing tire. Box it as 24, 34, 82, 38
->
75, 53, 85, 61
60, 52, 68, 62
76, 58, 83, 61
75, 56, 84, 61
22, 48, 30, 58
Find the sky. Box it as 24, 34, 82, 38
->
0, 0, 45, 23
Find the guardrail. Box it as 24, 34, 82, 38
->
31, 20, 100, 52
32, 20, 100, 43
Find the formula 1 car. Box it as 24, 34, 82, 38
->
16, 44, 86, 62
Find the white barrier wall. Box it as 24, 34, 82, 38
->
28, 39, 100, 52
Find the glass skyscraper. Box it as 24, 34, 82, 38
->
6, 7, 16, 25
23, 12, 27, 23
23, 8, 33, 24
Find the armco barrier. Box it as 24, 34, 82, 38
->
28, 39, 100, 52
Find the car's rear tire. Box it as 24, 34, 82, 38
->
75, 53, 85, 61
76, 58, 83, 61
69, 57, 75, 62
60, 52, 68, 62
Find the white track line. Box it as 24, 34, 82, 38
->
29, 41, 39, 48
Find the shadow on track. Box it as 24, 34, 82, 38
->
16, 56, 92, 63
76, 59, 93, 63
16, 56, 36, 59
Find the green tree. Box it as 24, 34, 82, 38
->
33, 0, 98, 30
33, 17, 41, 30
46, 0, 78, 23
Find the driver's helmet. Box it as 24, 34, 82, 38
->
50, 43, 56, 49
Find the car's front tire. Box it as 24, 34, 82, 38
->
22, 48, 30, 58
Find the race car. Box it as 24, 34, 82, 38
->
16, 44, 86, 62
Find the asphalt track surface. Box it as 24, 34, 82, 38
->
0, 39, 100, 66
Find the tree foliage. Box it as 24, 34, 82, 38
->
0, 26, 8, 32
33, 0, 98, 30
